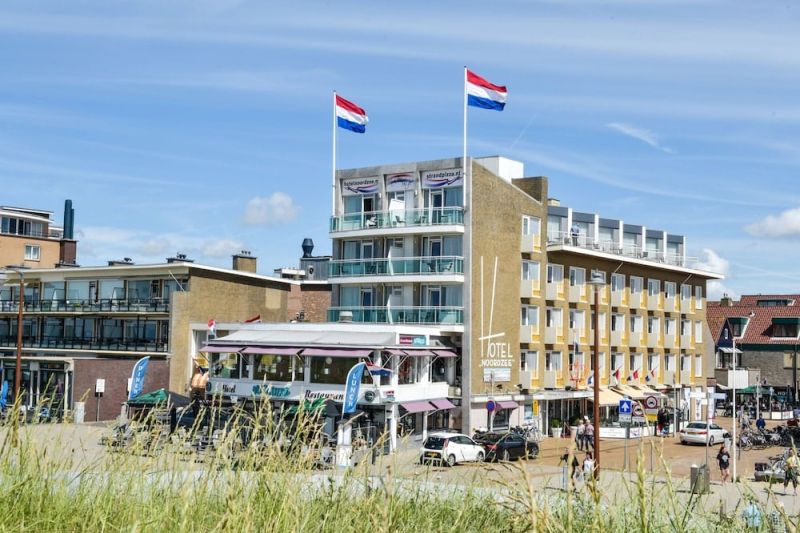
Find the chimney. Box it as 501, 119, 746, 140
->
548, 198, 561, 207
58, 199, 78, 267
166, 252, 193, 264
720, 294, 733, 307
232, 250, 257, 273
302, 238, 314, 258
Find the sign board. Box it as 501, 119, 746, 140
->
483, 368, 511, 382
532, 400, 539, 416
486, 400, 497, 412
632, 402, 646, 424
95, 379, 105, 394
713, 393, 727, 400
619, 398, 632, 424
644, 395, 659, 415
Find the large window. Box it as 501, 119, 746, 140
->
521, 351, 539, 377
545, 351, 562, 372
694, 286, 703, 309
43, 282, 65, 302
66, 280, 90, 301
694, 321, 703, 343
210, 352, 241, 379
648, 353, 660, 373
665, 318, 676, 336
253, 354, 301, 382
521, 306, 539, 327
522, 215, 540, 236
521, 261, 540, 281
310, 356, 365, 384
24, 245, 40, 261
546, 264, 563, 283
569, 267, 585, 287
773, 323, 799, 338
611, 273, 625, 293
694, 355, 703, 376
630, 276, 643, 294
99, 279, 125, 300
546, 308, 562, 328
569, 310, 585, 333
398, 357, 423, 385
647, 317, 660, 335
665, 354, 676, 372
665, 282, 676, 300
647, 279, 660, 297
629, 315, 643, 332
611, 313, 625, 332
611, 352, 623, 372
681, 284, 691, 302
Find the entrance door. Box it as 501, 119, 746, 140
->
429, 190, 444, 223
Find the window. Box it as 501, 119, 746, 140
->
681, 284, 691, 302
569, 267, 585, 287
569, 351, 585, 376
522, 215, 540, 236
547, 264, 563, 283
647, 317, 659, 334
665, 282, 676, 300
611, 273, 625, 293
521, 351, 539, 377
312, 356, 369, 385
695, 286, 703, 309
647, 279, 660, 297
773, 323, 799, 338
253, 354, 301, 382
680, 355, 690, 371
630, 276, 643, 294
569, 310, 585, 333
611, 313, 625, 332
694, 321, 703, 343
665, 318, 676, 336
611, 352, 623, 372
210, 352, 241, 379
24, 245, 40, 261
629, 353, 642, 375
521, 306, 539, 327
545, 351, 562, 372
665, 354, 676, 372
521, 261, 540, 281
546, 307, 562, 328
694, 355, 703, 376
648, 353, 660, 373
629, 315, 643, 332
681, 320, 691, 337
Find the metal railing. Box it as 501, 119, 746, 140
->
546, 231, 695, 267
0, 298, 170, 313
329, 256, 464, 277
0, 335, 168, 352
330, 207, 464, 232
327, 306, 463, 325
0, 228, 60, 240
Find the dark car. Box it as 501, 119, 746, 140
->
476, 432, 539, 462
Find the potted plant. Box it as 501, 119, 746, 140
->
550, 418, 563, 438
570, 416, 581, 438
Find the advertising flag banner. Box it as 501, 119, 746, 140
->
128, 356, 151, 400
343, 362, 366, 415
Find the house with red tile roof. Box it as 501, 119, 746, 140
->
707, 294, 800, 406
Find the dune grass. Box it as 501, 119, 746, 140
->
0, 399, 794, 532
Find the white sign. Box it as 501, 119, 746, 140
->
95, 379, 106, 394
341, 177, 379, 196
421, 168, 463, 188
385, 172, 416, 192
632, 402, 646, 424
644, 395, 659, 416
483, 368, 511, 382
713, 393, 727, 400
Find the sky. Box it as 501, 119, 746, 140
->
1, 0, 799, 299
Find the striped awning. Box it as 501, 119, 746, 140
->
301, 348, 373, 357
430, 398, 456, 410
200, 345, 243, 353
400, 401, 434, 414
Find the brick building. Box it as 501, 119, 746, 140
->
0, 201, 77, 269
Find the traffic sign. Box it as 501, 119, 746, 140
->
619, 398, 632, 424
644, 395, 659, 421
632, 402, 646, 424
486, 400, 496, 412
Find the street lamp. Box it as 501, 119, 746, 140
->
587, 270, 606, 479
0, 268, 25, 403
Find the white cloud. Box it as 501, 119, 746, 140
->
243, 192, 300, 226
607, 122, 675, 154
138, 237, 171, 255
745, 206, 800, 237
202, 239, 245, 258
693, 248, 735, 300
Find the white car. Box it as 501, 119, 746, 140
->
679, 422, 730, 446
420, 432, 485, 466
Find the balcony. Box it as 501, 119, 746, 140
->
330, 207, 464, 233
629, 291, 643, 309
329, 256, 463, 278
546, 231, 695, 268
546, 281, 564, 300
680, 334, 692, 349
0, 299, 170, 314
664, 297, 676, 313
0, 335, 168, 353
568, 284, 586, 303
543, 370, 558, 388
520, 324, 539, 344
327, 306, 463, 325
544, 327, 563, 344
647, 294, 662, 311
629, 330, 642, 347
520, 279, 541, 299
610, 330, 624, 347
520, 234, 541, 254
610, 289, 626, 307
647, 331, 660, 349
662, 370, 675, 385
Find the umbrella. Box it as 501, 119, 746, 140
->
126, 388, 191, 407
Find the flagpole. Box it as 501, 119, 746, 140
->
463, 66, 467, 180
332, 90, 337, 214
461, 65, 473, 433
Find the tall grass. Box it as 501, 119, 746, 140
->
0, 398, 794, 532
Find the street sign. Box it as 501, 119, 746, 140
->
95, 379, 105, 394
619, 398, 632, 424
486, 400, 496, 412
644, 395, 659, 415
632, 402, 646, 424
532, 400, 539, 416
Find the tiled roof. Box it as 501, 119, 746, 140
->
738, 294, 800, 306
706, 300, 800, 346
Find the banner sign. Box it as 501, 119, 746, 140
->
128, 356, 151, 400
342, 177, 379, 196
386, 173, 416, 192
343, 362, 366, 414
421, 168, 463, 189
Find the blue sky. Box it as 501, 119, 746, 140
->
1, 1, 799, 298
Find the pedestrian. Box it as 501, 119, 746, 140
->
717, 445, 731, 484
741, 497, 762, 530
741, 410, 750, 432
584, 417, 595, 451
570, 222, 580, 245
756, 414, 766, 432
784, 450, 799, 496
559, 447, 580, 486
583, 451, 595, 483
575, 419, 586, 451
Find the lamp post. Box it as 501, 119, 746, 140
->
587, 271, 606, 479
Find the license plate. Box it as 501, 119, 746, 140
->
425, 452, 438, 458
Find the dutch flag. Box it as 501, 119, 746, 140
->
336, 95, 368, 133
466, 69, 507, 111
365, 361, 391, 377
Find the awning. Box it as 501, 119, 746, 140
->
403, 349, 436, 357
384, 348, 406, 356
591, 387, 625, 406
241, 346, 301, 355
719, 347, 743, 354
400, 401, 434, 413
301, 348, 373, 357
127, 388, 191, 407
200, 345, 243, 353
531, 389, 593, 401
613, 385, 649, 400
430, 398, 456, 410
497, 400, 518, 410
432, 349, 458, 358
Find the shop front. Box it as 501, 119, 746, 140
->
0, 357, 71, 417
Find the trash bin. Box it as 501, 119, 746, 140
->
690, 463, 710, 494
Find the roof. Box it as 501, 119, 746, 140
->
707, 298, 800, 346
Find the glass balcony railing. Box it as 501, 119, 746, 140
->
0, 335, 168, 352
546, 231, 694, 268
329, 256, 464, 278
0, 299, 170, 313
328, 306, 463, 325
330, 207, 464, 232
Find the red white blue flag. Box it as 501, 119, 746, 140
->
336, 95, 368, 133
466, 69, 507, 111
365, 361, 391, 377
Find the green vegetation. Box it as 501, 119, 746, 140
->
0, 400, 794, 532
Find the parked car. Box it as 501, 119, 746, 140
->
420, 432, 485, 466
679, 421, 730, 445
476, 432, 540, 461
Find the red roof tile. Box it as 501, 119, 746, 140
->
706, 298, 800, 346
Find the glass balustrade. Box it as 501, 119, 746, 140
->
329, 256, 464, 277
330, 207, 464, 232
327, 306, 463, 325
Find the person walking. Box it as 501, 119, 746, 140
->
717, 445, 731, 484
575, 419, 586, 451
559, 447, 580, 487
584, 417, 595, 451
756, 414, 766, 432
583, 451, 595, 485
784, 450, 799, 496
